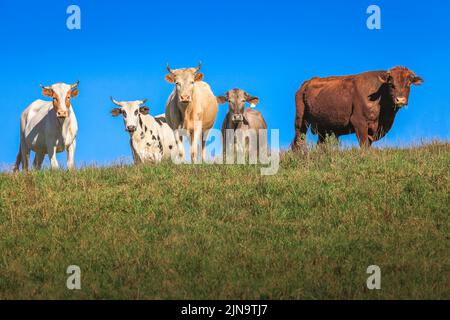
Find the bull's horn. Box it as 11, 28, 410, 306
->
166, 63, 175, 74
141, 98, 148, 104
40, 84, 50, 90
110, 97, 121, 106
194, 61, 202, 73
71, 80, 80, 89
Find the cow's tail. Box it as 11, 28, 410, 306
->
291, 80, 310, 152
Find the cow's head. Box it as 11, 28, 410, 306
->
41, 81, 79, 118
165, 62, 203, 104
378, 67, 423, 107
110, 98, 149, 133
217, 89, 259, 124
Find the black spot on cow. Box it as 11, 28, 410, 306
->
169, 145, 173, 150
144, 126, 148, 132
152, 135, 156, 140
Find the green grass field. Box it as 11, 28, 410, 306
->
0, 142, 449, 299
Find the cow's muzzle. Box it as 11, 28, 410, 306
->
395, 97, 408, 107
56, 111, 68, 118
179, 95, 192, 104
232, 114, 244, 123
126, 125, 137, 133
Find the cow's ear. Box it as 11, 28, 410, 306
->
139, 106, 150, 115
378, 72, 391, 84
247, 96, 259, 107
42, 87, 53, 97
411, 76, 424, 86
111, 108, 122, 117
216, 96, 228, 104
194, 72, 204, 82
70, 88, 79, 98
165, 74, 175, 83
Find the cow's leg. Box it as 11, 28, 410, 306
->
201, 138, 207, 161
47, 145, 59, 170
174, 125, 185, 161
67, 140, 76, 170
352, 122, 370, 147
292, 82, 309, 152
20, 139, 30, 171
350, 112, 370, 148
317, 132, 326, 145
33, 152, 45, 170
351, 89, 371, 148
190, 121, 202, 163
14, 146, 22, 172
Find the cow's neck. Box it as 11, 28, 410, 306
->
228, 114, 242, 130
130, 115, 146, 143
56, 110, 74, 143
376, 86, 401, 140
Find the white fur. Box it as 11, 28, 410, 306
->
15, 83, 78, 171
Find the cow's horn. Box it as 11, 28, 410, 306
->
166, 64, 175, 74
194, 61, 202, 73
71, 80, 80, 89
110, 97, 121, 106
141, 98, 148, 104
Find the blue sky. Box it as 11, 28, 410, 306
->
0, 0, 449, 167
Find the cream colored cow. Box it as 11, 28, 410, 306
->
164, 63, 218, 162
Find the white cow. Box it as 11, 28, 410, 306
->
111, 98, 177, 164
14, 82, 80, 171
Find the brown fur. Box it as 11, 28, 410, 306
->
292, 67, 423, 150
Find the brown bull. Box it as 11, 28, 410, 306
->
291, 66, 423, 150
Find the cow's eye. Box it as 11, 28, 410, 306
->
123, 111, 127, 117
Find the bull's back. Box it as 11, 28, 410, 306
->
303, 76, 355, 128
194, 82, 218, 130
23, 100, 53, 152
244, 109, 267, 131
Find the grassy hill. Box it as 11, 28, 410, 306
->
0, 142, 449, 299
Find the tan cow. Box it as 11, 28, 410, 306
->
164, 63, 218, 162
217, 88, 268, 159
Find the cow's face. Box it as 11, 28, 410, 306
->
111, 98, 149, 133
217, 89, 259, 124
379, 67, 423, 107
165, 63, 203, 104
42, 81, 79, 118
